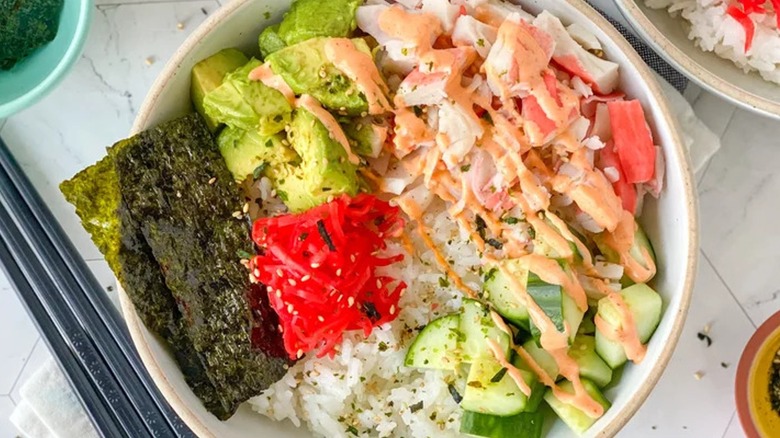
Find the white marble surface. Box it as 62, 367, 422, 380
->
0, 1, 773, 437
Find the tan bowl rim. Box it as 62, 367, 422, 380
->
614, 0, 780, 120
736, 311, 780, 438
123, 1, 699, 436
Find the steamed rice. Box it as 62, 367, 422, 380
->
646, 0, 780, 84
249, 199, 479, 437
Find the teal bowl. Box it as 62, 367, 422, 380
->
0, 0, 93, 118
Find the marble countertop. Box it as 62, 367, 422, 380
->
0, 0, 773, 436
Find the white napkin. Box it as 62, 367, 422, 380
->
656, 77, 721, 173
10, 360, 99, 438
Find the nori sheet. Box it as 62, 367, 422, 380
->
60, 153, 219, 414
109, 113, 288, 419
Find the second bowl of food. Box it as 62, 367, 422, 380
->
615, 0, 780, 119
59, 0, 698, 436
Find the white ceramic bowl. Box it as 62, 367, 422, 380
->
615, 0, 780, 119
127, 0, 698, 436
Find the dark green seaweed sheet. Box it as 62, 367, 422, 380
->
60, 153, 219, 414
109, 114, 288, 419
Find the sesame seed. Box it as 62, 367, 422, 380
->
276, 269, 284, 277
297, 349, 304, 358
702, 323, 711, 335
266, 286, 273, 293
376, 279, 382, 289
271, 189, 277, 197
243, 202, 250, 213
278, 324, 283, 332
281, 139, 290, 146
337, 294, 344, 302
311, 262, 321, 268
240, 259, 250, 267
327, 195, 335, 203
276, 290, 282, 298
293, 310, 299, 315
288, 278, 297, 286
350, 254, 356, 262
253, 268, 261, 277
361, 112, 368, 117
390, 305, 396, 315
282, 364, 289, 369
348, 297, 355, 307
285, 124, 292, 131
176, 191, 182, 198
301, 275, 311, 282
318, 315, 325, 322
208, 177, 217, 184
145, 56, 154, 66
232, 211, 243, 218
399, 288, 406, 297
287, 303, 294, 313
356, 124, 363, 131
339, 106, 347, 112
336, 268, 342, 276
693, 371, 704, 380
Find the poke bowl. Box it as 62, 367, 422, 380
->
62, 0, 697, 437
615, 0, 780, 119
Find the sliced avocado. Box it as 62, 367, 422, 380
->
203, 58, 292, 136
277, 0, 361, 46
217, 126, 300, 182
341, 116, 387, 158
269, 108, 359, 212
267, 37, 369, 115
258, 24, 286, 59
190, 48, 250, 132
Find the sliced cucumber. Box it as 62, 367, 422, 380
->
404, 314, 460, 370
483, 261, 530, 328
521, 339, 558, 380
562, 291, 585, 343
544, 379, 611, 436
511, 354, 546, 413
594, 221, 657, 284
595, 283, 663, 369
459, 299, 511, 363
569, 335, 612, 388
460, 411, 544, 438
462, 354, 529, 416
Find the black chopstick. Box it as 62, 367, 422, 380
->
0, 206, 139, 437
0, 138, 193, 437
0, 239, 126, 438
0, 140, 193, 437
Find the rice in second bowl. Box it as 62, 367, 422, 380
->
646, 0, 780, 84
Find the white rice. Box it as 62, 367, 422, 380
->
646, 0, 780, 84
249, 200, 482, 437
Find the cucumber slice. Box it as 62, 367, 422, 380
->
483, 261, 530, 328
460, 411, 544, 438
569, 335, 613, 388
562, 291, 585, 343
404, 314, 460, 370
459, 299, 511, 363
595, 283, 663, 368
462, 354, 529, 416
594, 221, 657, 284
521, 339, 558, 380
543, 379, 611, 436
511, 354, 545, 413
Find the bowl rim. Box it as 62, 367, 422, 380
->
124, 0, 699, 436
736, 311, 780, 438
614, 0, 780, 120
0, 0, 94, 118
